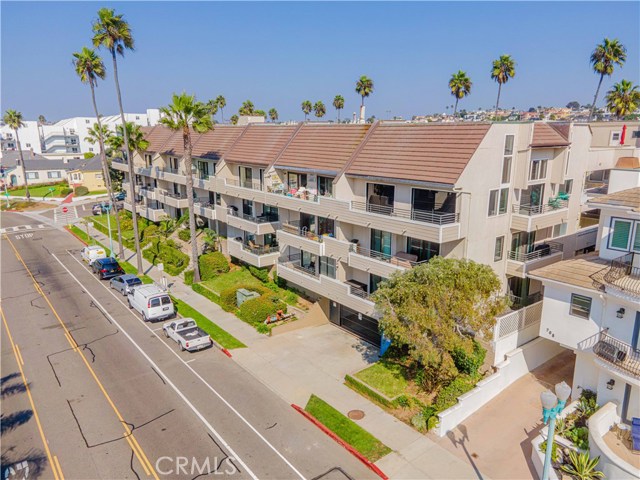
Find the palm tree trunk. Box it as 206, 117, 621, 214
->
590, 73, 605, 121
14, 129, 30, 200
111, 49, 143, 274
89, 82, 125, 258
453, 98, 459, 117
183, 127, 200, 283
494, 84, 502, 121
337, 109, 341, 122
220, 108, 224, 124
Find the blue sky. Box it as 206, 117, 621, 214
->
2, 1, 639, 122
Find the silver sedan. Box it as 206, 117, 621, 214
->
109, 274, 143, 296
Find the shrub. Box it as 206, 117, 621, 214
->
199, 252, 230, 280
237, 294, 285, 328
248, 265, 270, 283
451, 340, 487, 376
142, 224, 160, 241
539, 440, 559, 463
184, 269, 194, 286
396, 395, 411, 408
577, 389, 598, 418
219, 283, 270, 309
142, 238, 190, 275
178, 229, 191, 242
75, 186, 89, 196
433, 375, 477, 412
411, 412, 427, 431
567, 426, 589, 450
273, 271, 287, 288
60, 187, 73, 196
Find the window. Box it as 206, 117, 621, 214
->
287, 172, 307, 190
136, 116, 140, 120
530, 159, 548, 181
96, 174, 103, 180
552, 223, 568, 238
610, 218, 632, 250
488, 188, 509, 216
502, 135, 514, 183
240, 166, 253, 188
407, 237, 440, 262
89, 147, 94, 152
242, 199, 254, 217
367, 183, 395, 212
47, 171, 61, 179
71, 148, 79, 153
494, 236, 504, 261
371, 229, 392, 256
215, 192, 221, 206
317, 176, 334, 196
263, 205, 279, 221
561, 179, 573, 195
610, 131, 621, 146
144, 154, 152, 164
85, 119, 90, 124
632, 130, 640, 139
570, 294, 592, 319
25, 143, 31, 148
26, 172, 39, 179
319, 256, 336, 279
369, 274, 385, 294
633, 225, 640, 253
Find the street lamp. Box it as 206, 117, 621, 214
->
540, 381, 572, 480
103, 202, 115, 258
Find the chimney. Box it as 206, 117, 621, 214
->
352, 112, 357, 124
359, 105, 366, 124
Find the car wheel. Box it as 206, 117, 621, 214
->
142, 313, 148, 322
127, 298, 133, 309
164, 329, 169, 338
179, 342, 185, 351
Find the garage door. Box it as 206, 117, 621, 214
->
330, 303, 380, 346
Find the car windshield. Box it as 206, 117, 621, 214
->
126, 279, 142, 285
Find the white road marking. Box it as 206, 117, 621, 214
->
185, 359, 197, 364
0, 229, 5, 234
38, 224, 46, 229
151, 327, 164, 332
11, 226, 19, 231
57, 252, 308, 480
24, 225, 32, 230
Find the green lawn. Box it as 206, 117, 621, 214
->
170, 296, 246, 350
202, 268, 263, 294
86, 189, 108, 195
304, 395, 391, 462
92, 214, 135, 239
9, 183, 69, 197
354, 361, 409, 398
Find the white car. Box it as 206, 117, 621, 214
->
163, 319, 212, 352
81, 245, 107, 265
127, 285, 175, 322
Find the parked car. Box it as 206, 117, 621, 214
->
163, 318, 212, 352
127, 285, 175, 322
92, 202, 124, 215
92, 257, 125, 280
81, 245, 107, 265
114, 191, 126, 201
110, 274, 143, 296
92, 203, 103, 215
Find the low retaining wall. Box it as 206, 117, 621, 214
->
436, 337, 565, 437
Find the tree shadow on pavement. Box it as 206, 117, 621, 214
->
1, 411, 34, 436
1, 449, 47, 480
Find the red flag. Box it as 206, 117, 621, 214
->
620, 124, 627, 145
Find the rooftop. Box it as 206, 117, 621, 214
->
224, 124, 299, 166
142, 125, 175, 153
588, 187, 640, 212
192, 126, 245, 160
528, 253, 609, 291
530, 123, 570, 148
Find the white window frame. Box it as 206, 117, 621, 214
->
609, 131, 621, 146
47, 171, 62, 179
569, 293, 592, 319
26, 172, 39, 180
529, 158, 548, 181
494, 236, 505, 261
501, 135, 514, 184
609, 218, 633, 251
488, 188, 509, 217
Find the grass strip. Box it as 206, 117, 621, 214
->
353, 361, 409, 398
304, 394, 391, 462
170, 296, 246, 350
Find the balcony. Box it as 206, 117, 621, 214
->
506, 241, 564, 278
511, 198, 569, 231
154, 191, 189, 209
276, 221, 326, 256
227, 238, 279, 268
227, 178, 265, 192
592, 331, 640, 379
351, 201, 458, 225
227, 210, 280, 235
278, 254, 319, 279
348, 245, 426, 278
193, 199, 216, 220
123, 201, 165, 222
591, 253, 640, 300
148, 166, 187, 185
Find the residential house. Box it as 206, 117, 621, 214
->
0, 150, 83, 187
67, 156, 106, 192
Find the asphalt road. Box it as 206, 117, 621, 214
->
1, 211, 375, 480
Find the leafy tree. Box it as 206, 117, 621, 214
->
366, 115, 376, 123
589, 38, 627, 121
490, 54, 516, 120
92, 7, 141, 271
333, 94, 345, 122
238, 100, 255, 116
84, 152, 96, 159
355, 75, 374, 107
313, 101, 326, 119
449, 70, 472, 116
230, 114, 239, 125
38, 114, 46, 124
566, 101, 580, 110
254, 109, 266, 117
605, 79, 640, 119
160, 92, 213, 283
301, 100, 312, 120
3, 110, 29, 199
268, 108, 278, 122
372, 257, 506, 388
202, 227, 219, 253
215, 95, 226, 123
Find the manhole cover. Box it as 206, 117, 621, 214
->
347, 409, 365, 420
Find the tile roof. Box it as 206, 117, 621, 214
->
530, 123, 571, 148
1, 150, 48, 162
529, 253, 609, 291
142, 126, 175, 153
275, 124, 370, 174
160, 130, 201, 157
192, 126, 246, 160
76, 156, 104, 172
588, 186, 640, 212
224, 124, 299, 166
345, 122, 491, 186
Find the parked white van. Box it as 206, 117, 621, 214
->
81, 245, 107, 265
127, 285, 175, 322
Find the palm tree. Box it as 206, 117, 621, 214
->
238, 100, 255, 116
160, 93, 213, 284
605, 80, 640, 119
268, 108, 278, 122
3, 110, 29, 199
449, 71, 472, 117
206, 99, 219, 122
355, 75, 374, 122
73, 47, 125, 257
314, 101, 326, 119
589, 38, 627, 121
333, 95, 345, 122
215, 95, 226, 123
301, 100, 312, 120
491, 55, 516, 120
37, 114, 46, 124
92, 7, 142, 271
230, 114, 239, 125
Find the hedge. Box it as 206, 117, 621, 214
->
236, 294, 286, 327
344, 374, 396, 408
248, 265, 270, 283
142, 238, 190, 276
75, 186, 89, 196
433, 375, 478, 412
178, 229, 191, 242
184, 269, 194, 285
199, 252, 230, 280
451, 340, 487, 376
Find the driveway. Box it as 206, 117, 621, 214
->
434, 349, 576, 480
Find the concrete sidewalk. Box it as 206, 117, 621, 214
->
77, 223, 488, 480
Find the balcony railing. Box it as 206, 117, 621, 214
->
278, 253, 318, 278
593, 332, 640, 378
351, 201, 459, 226
507, 292, 543, 310
591, 252, 640, 298
266, 184, 320, 203
513, 198, 569, 216
281, 221, 329, 242
352, 245, 428, 268
508, 241, 563, 262
229, 209, 279, 223
347, 284, 370, 300
242, 243, 279, 256
226, 178, 265, 192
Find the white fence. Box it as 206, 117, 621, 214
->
492, 301, 543, 365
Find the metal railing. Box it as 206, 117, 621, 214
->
591, 252, 640, 298
514, 198, 568, 216
281, 221, 328, 242
507, 292, 543, 310
351, 245, 428, 268
162, 167, 182, 175
242, 243, 279, 256
225, 178, 265, 192
508, 241, 563, 262
348, 285, 370, 300
350, 201, 459, 226
278, 253, 318, 278
229, 209, 279, 223
194, 198, 215, 209
593, 332, 640, 378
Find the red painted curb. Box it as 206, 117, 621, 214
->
291, 404, 389, 480
62, 193, 74, 204
221, 348, 232, 358
64, 226, 88, 246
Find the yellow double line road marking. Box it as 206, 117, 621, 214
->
1, 308, 65, 480
3, 234, 159, 479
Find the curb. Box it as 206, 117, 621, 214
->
64, 226, 88, 246
291, 404, 388, 480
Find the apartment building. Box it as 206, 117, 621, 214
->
115, 121, 640, 346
